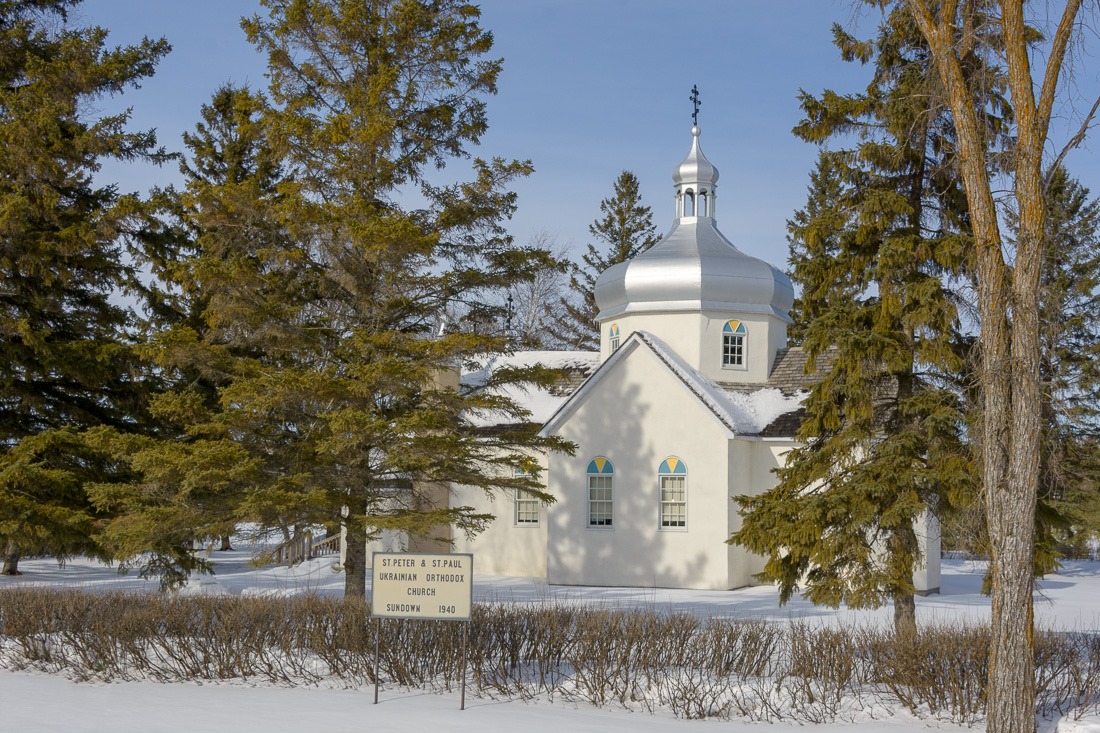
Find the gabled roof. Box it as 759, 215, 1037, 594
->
539, 331, 807, 439
462, 351, 599, 429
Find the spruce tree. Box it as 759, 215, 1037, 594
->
551, 171, 659, 349
98, 0, 568, 597
0, 0, 169, 574
1036, 168, 1100, 557
85, 84, 281, 585
730, 9, 978, 634
253, 0, 568, 598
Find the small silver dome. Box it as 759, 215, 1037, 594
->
672, 125, 719, 187
594, 126, 794, 321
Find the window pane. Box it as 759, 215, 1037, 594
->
660, 474, 687, 528
514, 489, 539, 525
589, 474, 613, 527
723, 334, 744, 367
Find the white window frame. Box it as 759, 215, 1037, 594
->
587, 474, 613, 528
513, 488, 540, 526
513, 468, 540, 526
658, 473, 687, 530
722, 321, 747, 369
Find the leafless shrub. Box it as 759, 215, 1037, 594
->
704, 617, 784, 678
1036, 631, 1100, 720
867, 623, 988, 725
465, 603, 574, 698
562, 608, 645, 707
4, 587, 1100, 725
783, 622, 864, 722
299, 595, 373, 684
652, 643, 731, 719
1, 588, 85, 671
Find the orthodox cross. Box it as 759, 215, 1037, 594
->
690, 84, 701, 125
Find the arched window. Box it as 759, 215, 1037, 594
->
683, 189, 695, 217
609, 323, 620, 352
658, 457, 687, 528
513, 467, 540, 526
722, 320, 747, 368
586, 457, 614, 528
698, 190, 709, 217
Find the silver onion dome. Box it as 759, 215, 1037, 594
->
672, 125, 718, 188
594, 125, 794, 321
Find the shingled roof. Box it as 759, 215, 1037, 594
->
720, 346, 840, 437
766, 346, 839, 394
716, 346, 839, 397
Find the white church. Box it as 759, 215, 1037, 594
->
363, 122, 941, 594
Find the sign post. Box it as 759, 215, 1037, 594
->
370, 552, 473, 709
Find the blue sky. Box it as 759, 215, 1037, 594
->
78, 1, 1100, 269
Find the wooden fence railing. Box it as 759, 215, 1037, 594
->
272, 532, 341, 567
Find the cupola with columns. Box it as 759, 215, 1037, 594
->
593, 89, 794, 384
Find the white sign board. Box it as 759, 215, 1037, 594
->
371, 552, 473, 621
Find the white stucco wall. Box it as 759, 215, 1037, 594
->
601, 312, 702, 365
450, 464, 549, 578
723, 439, 797, 588
343, 527, 408, 570
546, 342, 736, 590
335, 335, 941, 597
727, 440, 943, 595
346, 474, 549, 578
913, 510, 942, 593
698, 312, 788, 385
600, 311, 788, 386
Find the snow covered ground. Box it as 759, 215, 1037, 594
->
3, 547, 1100, 732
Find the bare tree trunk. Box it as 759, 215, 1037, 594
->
887, 515, 920, 638
2, 538, 21, 576
893, 593, 917, 638
987, 3, 1079, 728
905, 2, 1084, 730
343, 529, 367, 598
343, 496, 369, 598
219, 534, 233, 551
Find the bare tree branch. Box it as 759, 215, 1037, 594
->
1046, 92, 1100, 188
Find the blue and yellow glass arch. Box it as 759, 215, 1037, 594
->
658, 457, 687, 475
586, 456, 614, 474
608, 323, 621, 351
723, 320, 746, 335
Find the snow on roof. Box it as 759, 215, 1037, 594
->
462, 350, 600, 428
462, 351, 600, 388
636, 332, 806, 435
